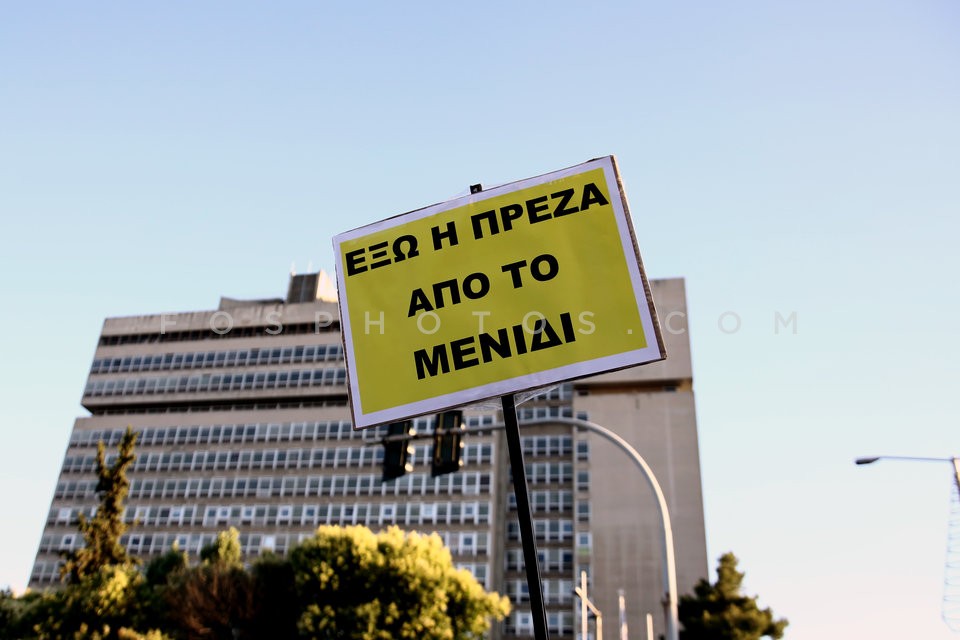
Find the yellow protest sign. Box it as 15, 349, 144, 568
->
333, 156, 665, 429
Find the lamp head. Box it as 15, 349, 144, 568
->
855, 457, 880, 465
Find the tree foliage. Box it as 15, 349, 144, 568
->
245, 555, 299, 639
198, 528, 242, 568
151, 526, 255, 639
136, 544, 188, 633
291, 525, 510, 640
2, 428, 161, 640
0, 589, 27, 640
143, 544, 187, 589
164, 562, 255, 639
4, 525, 508, 639
679, 552, 788, 640
4, 429, 509, 639
6, 564, 168, 640
60, 427, 138, 584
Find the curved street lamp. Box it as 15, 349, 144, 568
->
855, 455, 960, 493
524, 418, 679, 640
855, 453, 960, 631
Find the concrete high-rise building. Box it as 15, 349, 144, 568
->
31, 273, 707, 639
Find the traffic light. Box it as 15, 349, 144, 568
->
432, 410, 465, 477
382, 420, 416, 482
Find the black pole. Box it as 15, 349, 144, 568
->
502, 393, 550, 640
471, 180, 548, 638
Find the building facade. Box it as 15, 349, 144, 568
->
31, 273, 707, 639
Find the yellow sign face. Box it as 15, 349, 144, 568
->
334, 156, 665, 429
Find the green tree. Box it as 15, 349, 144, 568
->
199, 528, 242, 567
290, 525, 510, 640
163, 528, 253, 639
246, 555, 298, 640
143, 544, 188, 588
4, 429, 171, 640
679, 552, 788, 640
61, 427, 138, 583
9, 524, 509, 639
0, 588, 27, 639
136, 543, 189, 633
23, 564, 155, 639
163, 563, 255, 640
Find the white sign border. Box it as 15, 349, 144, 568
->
333, 156, 665, 429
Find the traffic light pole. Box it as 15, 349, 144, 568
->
502, 393, 551, 640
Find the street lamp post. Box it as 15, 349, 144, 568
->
855, 455, 960, 494
855, 453, 960, 631
528, 418, 680, 640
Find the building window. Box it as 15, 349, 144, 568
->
577, 501, 591, 522
576, 440, 589, 461
577, 532, 592, 550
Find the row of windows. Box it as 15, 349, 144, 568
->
83, 368, 348, 397
506, 610, 574, 637
94, 398, 348, 416
62, 466, 571, 502
71, 421, 372, 448
506, 579, 574, 605
515, 405, 574, 421
40, 527, 489, 563
57, 472, 492, 501
51, 500, 492, 529
524, 463, 574, 485
88, 404, 582, 424
33, 531, 488, 585
432, 530, 490, 556
37, 530, 304, 564
505, 548, 574, 573
69, 411, 576, 450
98, 321, 340, 346
30, 532, 489, 588
508, 490, 575, 513
90, 344, 344, 374
521, 435, 589, 460
506, 519, 575, 542
61, 443, 495, 475
197, 500, 491, 528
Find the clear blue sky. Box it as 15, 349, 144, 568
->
1, 2, 958, 637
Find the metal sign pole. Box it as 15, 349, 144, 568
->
502, 393, 551, 640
